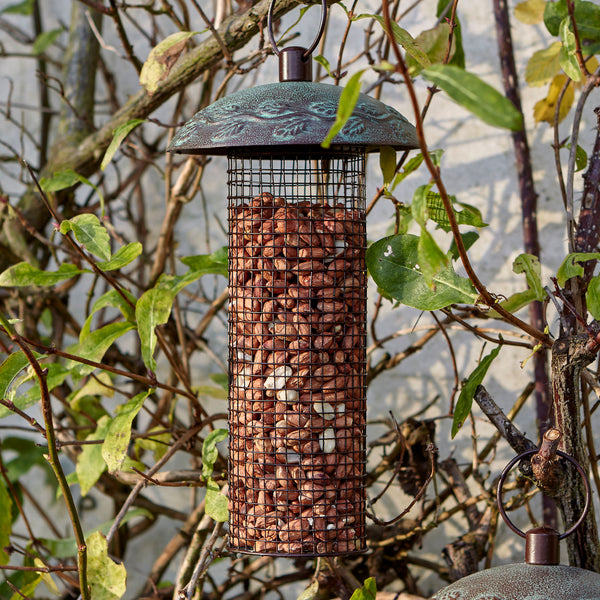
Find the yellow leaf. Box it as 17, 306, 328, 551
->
87, 531, 127, 600
33, 558, 60, 596
533, 74, 574, 124
586, 56, 599, 76
140, 31, 197, 94
514, 0, 546, 24
526, 42, 561, 87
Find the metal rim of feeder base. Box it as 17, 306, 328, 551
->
430, 563, 600, 600
228, 545, 368, 559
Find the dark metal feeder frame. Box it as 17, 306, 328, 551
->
168, 0, 418, 557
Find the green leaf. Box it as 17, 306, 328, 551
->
2, 437, 55, 486
210, 372, 228, 390
0, 0, 33, 14
349, 577, 377, 600
297, 580, 319, 600
411, 184, 433, 226
102, 390, 151, 473
192, 384, 228, 400
0, 351, 30, 402
418, 229, 449, 286
526, 42, 561, 87
101, 119, 145, 171
321, 69, 366, 149
136, 262, 223, 371
202, 428, 228, 479
452, 345, 501, 438
391, 150, 443, 191
78, 416, 111, 496
96, 241, 142, 272
559, 17, 582, 81
586, 277, 600, 320
544, 0, 600, 41
379, 146, 397, 188
60, 213, 111, 261
406, 22, 455, 76
314, 54, 333, 78
10, 567, 42, 600
70, 321, 136, 376
32, 28, 62, 55
496, 289, 540, 314
513, 254, 546, 301
556, 252, 600, 286
40, 169, 105, 214
1, 363, 69, 418
0, 480, 13, 563
205, 478, 229, 522
140, 31, 197, 94
0, 262, 85, 287
424, 193, 488, 232
515, 0, 546, 24
568, 143, 588, 172
392, 154, 424, 188
358, 15, 430, 68
422, 64, 523, 131
40, 509, 150, 559
134, 428, 171, 462
448, 231, 479, 261
180, 246, 228, 277
366, 234, 478, 310
81, 288, 136, 340
86, 531, 127, 600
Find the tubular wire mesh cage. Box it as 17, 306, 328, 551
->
227, 149, 368, 556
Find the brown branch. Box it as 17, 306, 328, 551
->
492, 0, 552, 461
567, 0, 589, 78
575, 108, 600, 284
551, 335, 600, 571
531, 428, 563, 497
473, 385, 537, 455
2, 322, 90, 599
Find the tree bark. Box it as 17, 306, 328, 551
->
551, 336, 600, 571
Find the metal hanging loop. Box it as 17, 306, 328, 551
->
496, 448, 591, 540
268, 0, 328, 59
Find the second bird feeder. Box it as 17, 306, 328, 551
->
169, 0, 418, 556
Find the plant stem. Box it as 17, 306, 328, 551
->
0, 316, 90, 599
380, 0, 551, 347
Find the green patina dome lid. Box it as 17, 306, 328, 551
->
431, 563, 600, 600
167, 81, 419, 156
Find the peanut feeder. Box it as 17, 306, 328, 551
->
168, 0, 418, 556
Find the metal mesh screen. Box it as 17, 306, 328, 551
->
227, 149, 367, 556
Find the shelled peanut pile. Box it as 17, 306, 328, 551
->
228, 192, 367, 555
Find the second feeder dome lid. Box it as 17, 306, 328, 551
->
167, 79, 419, 155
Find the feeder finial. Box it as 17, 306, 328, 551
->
267, 0, 327, 82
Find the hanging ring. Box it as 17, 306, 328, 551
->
268, 0, 328, 59
496, 448, 591, 540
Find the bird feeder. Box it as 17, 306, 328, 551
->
168, 0, 418, 556
431, 449, 600, 599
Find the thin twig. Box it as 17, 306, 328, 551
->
0, 317, 90, 600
